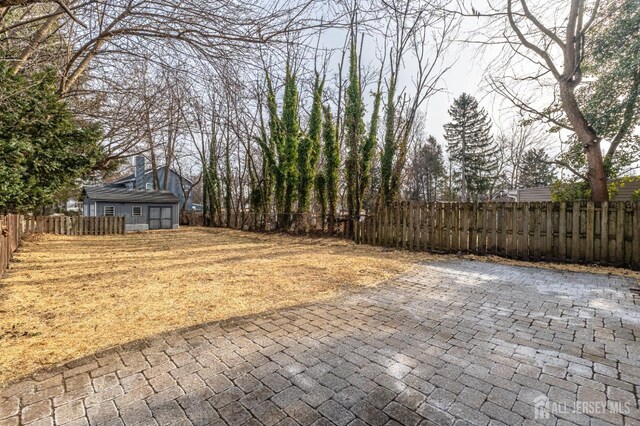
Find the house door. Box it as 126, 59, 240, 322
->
149, 207, 172, 229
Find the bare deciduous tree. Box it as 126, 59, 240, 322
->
485, 0, 611, 201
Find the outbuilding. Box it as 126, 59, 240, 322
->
82, 187, 180, 231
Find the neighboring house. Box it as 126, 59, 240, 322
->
82, 187, 179, 231
65, 199, 82, 212
504, 178, 640, 202
510, 187, 553, 202
107, 156, 195, 210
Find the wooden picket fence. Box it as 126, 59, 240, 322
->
22, 216, 126, 236
355, 201, 640, 269
0, 214, 21, 277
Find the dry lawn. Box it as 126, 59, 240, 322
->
0, 227, 434, 385
3, 227, 637, 386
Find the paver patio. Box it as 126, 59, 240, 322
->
1, 260, 639, 426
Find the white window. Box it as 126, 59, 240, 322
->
104, 206, 115, 216
146, 182, 154, 190
132, 206, 142, 216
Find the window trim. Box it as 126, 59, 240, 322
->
145, 182, 154, 190
104, 206, 115, 217
132, 206, 142, 217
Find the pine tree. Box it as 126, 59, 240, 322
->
407, 135, 445, 202
518, 148, 555, 187
297, 71, 324, 216
322, 105, 339, 233
444, 93, 498, 201
344, 36, 365, 230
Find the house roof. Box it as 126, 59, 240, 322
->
112, 168, 193, 185
83, 187, 179, 204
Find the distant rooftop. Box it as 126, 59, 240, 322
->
111, 168, 193, 185
83, 187, 179, 204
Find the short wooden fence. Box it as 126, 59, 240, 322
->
23, 216, 125, 236
0, 214, 21, 277
355, 201, 640, 269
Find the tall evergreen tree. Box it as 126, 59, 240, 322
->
256, 66, 299, 229
380, 66, 399, 204
322, 105, 339, 233
518, 148, 555, 187
344, 36, 365, 230
444, 93, 498, 201
264, 72, 285, 216
407, 135, 445, 202
359, 74, 382, 209
281, 63, 300, 227
297, 71, 324, 216
314, 173, 327, 230
0, 63, 104, 213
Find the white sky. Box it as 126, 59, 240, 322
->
315, 15, 504, 145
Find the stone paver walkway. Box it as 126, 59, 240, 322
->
2, 260, 639, 426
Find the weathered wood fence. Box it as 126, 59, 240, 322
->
355, 201, 640, 269
22, 216, 125, 235
1, 215, 126, 277
1, 214, 21, 277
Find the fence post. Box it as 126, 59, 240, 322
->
633, 202, 640, 270
586, 202, 595, 262
615, 202, 624, 265
571, 202, 580, 262
460, 203, 468, 252
479, 203, 487, 254
545, 203, 554, 260
414, 203, 421, 251
395, 202, 401, 249
443, 203, 451, 252
410, 204, 416, 251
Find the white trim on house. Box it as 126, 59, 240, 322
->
104, 206, 115, 216
132, 206, 142, 216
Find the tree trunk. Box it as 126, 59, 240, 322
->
584, 143, 609, 201
559, 83, 609, 201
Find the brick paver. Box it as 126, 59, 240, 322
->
2, 260, 639, 425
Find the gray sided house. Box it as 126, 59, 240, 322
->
507, 179, 640, 202
107, 156, 195, 210
83, 187, 179, 231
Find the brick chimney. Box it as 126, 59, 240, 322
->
134, 156, 145, 190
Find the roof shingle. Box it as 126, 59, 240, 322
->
83, 187, 179, 203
